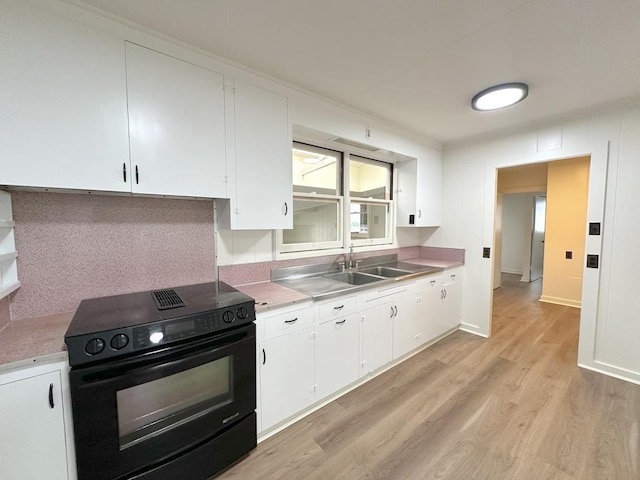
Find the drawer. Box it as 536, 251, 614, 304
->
316, 295, 357, 322
442, 267, 464, 286
357, 282, 410, 308
260, 306, 315, 340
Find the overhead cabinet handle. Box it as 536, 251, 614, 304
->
284, 317, 298, 324
122, 163, 127, 183
135, 165, 139, 184
48, 383, 54, 409
418, 209, 422, 218
283, 202, 288, 215
262, 348, 266, 365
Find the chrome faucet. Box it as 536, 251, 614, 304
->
348, 244, 354, 269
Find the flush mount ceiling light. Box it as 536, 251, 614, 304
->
471, 82, 529, 111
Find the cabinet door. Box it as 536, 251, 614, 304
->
423, 276, 445, 342
0, 371, 68, 480
259, 327, 315, 431
360, 302, 393, 377
0, 0, 130, 192
442, 273, 463, 331
392, 292, 425, 359
315, 314, 359, 400
125, 42, 227, 198
232, 80, 292, 229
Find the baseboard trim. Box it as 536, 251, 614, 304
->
578, 360, 640, 386
501, 268, 523, 275
539, 295, 581, 308
459, 323, 489, 338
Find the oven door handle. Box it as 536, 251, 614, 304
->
79, 325, 254, 381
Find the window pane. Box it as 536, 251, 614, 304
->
293, 143, 341, 195
349, 156, 391, 200
283, 197, 340, 245
350, 201, 390, 242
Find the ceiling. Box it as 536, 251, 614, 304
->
74, 0, 640, 144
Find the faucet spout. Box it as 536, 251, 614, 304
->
348, 244, 354, 269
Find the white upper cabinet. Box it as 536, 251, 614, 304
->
229, 80, 292, 229
0, 0, 130, 192
125, 42, 227, 198
396, 152, 442, 227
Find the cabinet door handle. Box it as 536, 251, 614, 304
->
443, 289, 447, 298
262, 348, 266, 365
440, 289, 444, 299
333, 305, 345, 311
336, 319, 346, 325
394, 305, 398, 316
122, 163, 127, 183
48, 383, 54, 409
390, 306, 394, 318
283, 202, 288, 215
418, 209, 422, 218
284, 317, 298, 324
135, 165, 139, 184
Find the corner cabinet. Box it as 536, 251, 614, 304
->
226, 80, 292, 230
0, 0, 130, 192
395, 150, 442, 227
0, 360, 76, 480
125, 42, 228, 198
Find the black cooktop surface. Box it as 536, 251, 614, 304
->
65, 281, 254, 337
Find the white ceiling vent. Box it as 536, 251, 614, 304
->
330, 137, 380, 152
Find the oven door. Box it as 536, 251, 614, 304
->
70, 323, 256, 480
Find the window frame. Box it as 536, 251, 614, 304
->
277, 141, 395, 257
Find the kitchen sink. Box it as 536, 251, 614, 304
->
358, 266, 413, 278
324, 271, 383, 285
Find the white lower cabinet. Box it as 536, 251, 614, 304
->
315, 313, 359, 400
360, 300, 394, 376
442, 268, 464, 331
257, 305, 315, 432
0, 361, 75, 480
392, 290, 427, 360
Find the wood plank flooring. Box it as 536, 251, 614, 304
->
217, 274, 640, 479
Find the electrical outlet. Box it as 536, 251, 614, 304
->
586, 254, 599, 269
589, 222, 601, 235
566, 251, 572, 259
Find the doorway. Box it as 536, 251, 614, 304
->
492, 155, 590, 323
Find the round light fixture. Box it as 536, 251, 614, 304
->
471, 82, 529, 111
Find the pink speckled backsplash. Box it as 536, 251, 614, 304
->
419, 246, 465, 263
9, 192, 216, 321
0, 297, 9, 331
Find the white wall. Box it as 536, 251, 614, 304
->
501, 194, 530, 276
437, 98, 640, 384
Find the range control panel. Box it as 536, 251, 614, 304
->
66, 301, 255, 367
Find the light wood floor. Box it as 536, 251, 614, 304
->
218, 274, 640, 479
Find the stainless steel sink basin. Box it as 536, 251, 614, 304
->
358, 266, 412, 278
324, 271, 383, 285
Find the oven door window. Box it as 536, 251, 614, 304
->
116, 355, 233, 450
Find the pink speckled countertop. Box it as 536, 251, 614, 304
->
0, 312, 72, 371
234, 282, 311, 313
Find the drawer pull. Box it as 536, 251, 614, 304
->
48, 383, 54, 409
333, 305, 345, 311
284, 318, 298, 324
451, 274, 456, 280
336, 319, 346, 325
430, 280, 436, 286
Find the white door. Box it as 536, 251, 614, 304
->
530, 195, 547, 281
125, 42, 227, 198
0, 371, 68, 480
360, 302, 393, 376
315, 314, 359, 400
259, 328, 315, 431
